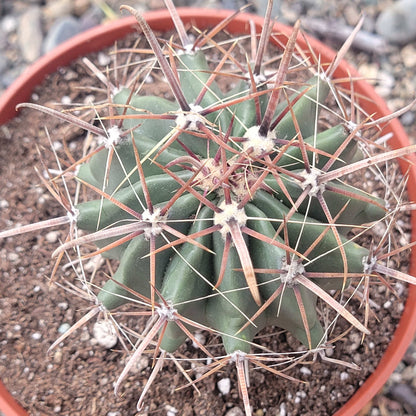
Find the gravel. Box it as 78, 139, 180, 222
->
0, 0, 415, 415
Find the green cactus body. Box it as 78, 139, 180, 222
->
252, 189, 369, 291
96, 192, 203, 309
263, 172, 386, 228
77, 170, 193, 231
158, 204, 214, 352
71, 21, 386, 358
274, 75, 330, 141
178, 51, 226, 115
97, 232, 169, 309
275, 124, 355, 170
229, 78, 270, 138
245, 202, 325, 348
206, 229, 267, 354
229, 80, 258, 138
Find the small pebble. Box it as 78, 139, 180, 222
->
348, 332, 361, 352
79, 6, 104, 31
1, 15, 17, 34
92, 319, 118, 349
300, 366, 312, 376
401, 111, 415, 127
217, 377, 231, 395
376, 0, 416, 45
46, 231, 59, 243
97, 51, 111, 67
61, 95, 72, 105
252, 0, 281, 17
0, 53, 9, 75
388, 383, 416, 412
99, 377, 109, 385
225, 407, 245, 416
53, 350, 63, 364
83, 255, 105, 273
383, 300, 392, 309
389, 372, 403, 384
80, 328, 90, 342
192, 330, 206, 348
401, 44, 416, 68
0, 199, 9, 209
17, 6, 43, 62
133, 355, 150, 373
165, 405, 178, 416
374, 70, 395, 98
340, 371, 349, 381
7, 252, 19, 262
58, 323, 71, 334
325, 346, 334, 357
57, 302, 69, 310
43, 16, 82, 54
43, 0, 74, 21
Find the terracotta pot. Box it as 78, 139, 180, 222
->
1, 8, 415, 416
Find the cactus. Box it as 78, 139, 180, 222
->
2, 0, 416, 414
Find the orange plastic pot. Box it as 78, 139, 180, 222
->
1, 8, 415, 416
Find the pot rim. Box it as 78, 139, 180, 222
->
1, 8, 415, 416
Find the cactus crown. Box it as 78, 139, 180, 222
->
2, 0, 416, 414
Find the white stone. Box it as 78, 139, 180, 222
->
17, 6, 43, 62
217, 377, 231, 395
7, 252, 19, 262
61, 95, 72, 105
58, 323, 71, 334
402, 44, 416, 68
98, 52, 112, 67
340, 372, 349, 381
1, 15, 17, 33
192, 331, 206, 348
225, 407, 245, 416
0, 199, 9, 209
165, 405, 178, 416
92, 320, 118, 349
46, 231, 59, 243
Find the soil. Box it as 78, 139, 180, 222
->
0, 25, 412, 416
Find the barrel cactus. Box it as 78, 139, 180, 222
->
2, 0, 416, 414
